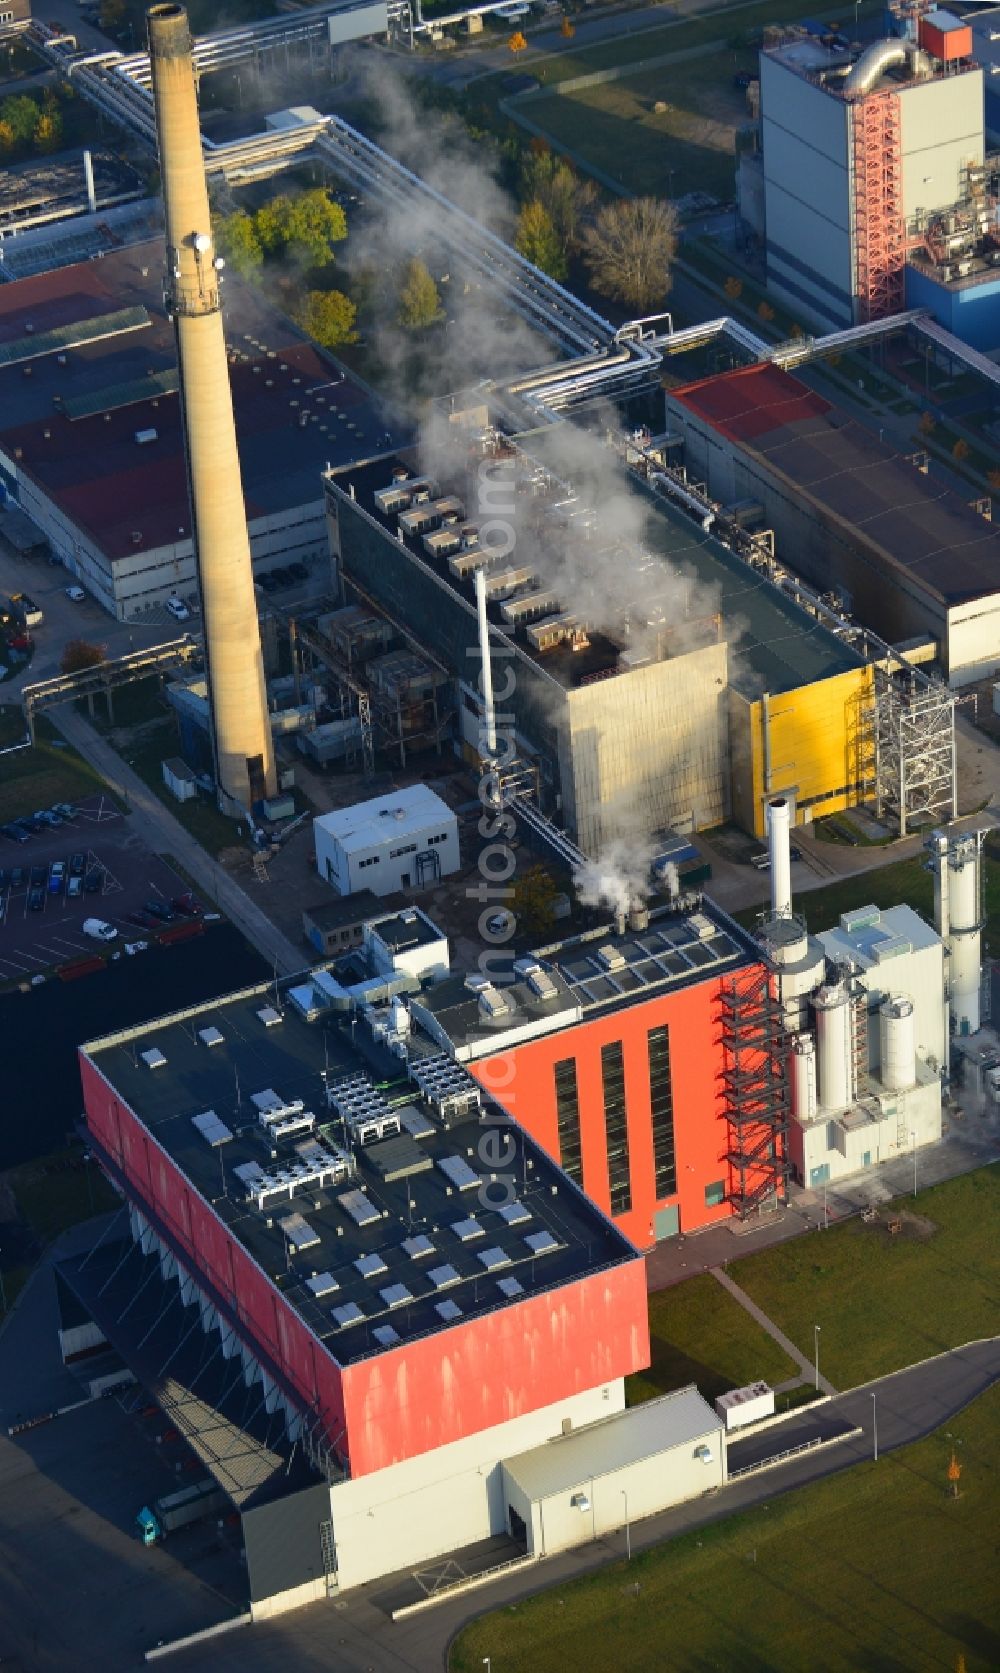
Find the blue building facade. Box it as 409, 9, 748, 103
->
905, 260, 1000, 352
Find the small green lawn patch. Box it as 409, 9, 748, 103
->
0, 710, 120, 823
7, 1146, 117, 1246
734, 1166, 1000, 1388
628, 1272, 797, 1406
451, 1379, 1000, 1673
124, 718, 247, 857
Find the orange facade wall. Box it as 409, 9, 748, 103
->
471, 974, 755, 1249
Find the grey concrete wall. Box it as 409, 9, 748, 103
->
562, 640, 730, 854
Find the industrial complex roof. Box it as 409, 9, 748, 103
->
517, 421, 865, 697
314, 784, 455, 853
503, 1385, 721, 1499
816, 901, 942, 967
0, 243, 400, 562
414, 898, 757, 1058
671, 364, 1000, 608
82, 978, 635, 1369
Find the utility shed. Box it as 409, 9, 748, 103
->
502, 1386, 724, 1556
313, 784, 459, 898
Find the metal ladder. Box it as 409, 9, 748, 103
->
319, 1519, 338, 1597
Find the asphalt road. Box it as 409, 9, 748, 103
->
146, 1338, 1000, 1673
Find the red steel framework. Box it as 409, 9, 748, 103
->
851, 90, 905, 321
718, 967, 790, 1219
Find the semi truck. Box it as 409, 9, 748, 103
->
136, 1478, 227, 1545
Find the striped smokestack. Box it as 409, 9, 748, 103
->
147, 3, 276, 812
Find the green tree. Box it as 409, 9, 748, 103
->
35, 111, 61, 154
511, 864, 559, 939
255, 189, 347, 267
297, 289, 358, 348
98, 0, 126, 28
520, 150, 594, 251
60, 639, 106, 675
0, 120, 14, 159
397, 258, 444, 330
515, 200, 567, 281
0, 95, 40, 150
216, 209, 263, 278
582, 196, 678, 312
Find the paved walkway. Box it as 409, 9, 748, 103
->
147, 1339, 1000, 1673
711, 1266, 837, 1395
53, 707, 306, 977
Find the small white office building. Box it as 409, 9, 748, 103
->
314, 784, 460, 898
501, 1386, 725, 1558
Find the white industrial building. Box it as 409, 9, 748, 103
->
751, 23, 984, 327
502, 1387, 725, 1558
758, 801, 988, 1189
313, 784, 460, 898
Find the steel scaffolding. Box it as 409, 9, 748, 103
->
852, 91, 905, 321
873, 664, 957, 836
719, 967, 791, 1219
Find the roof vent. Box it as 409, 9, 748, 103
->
597, 944, 626, 972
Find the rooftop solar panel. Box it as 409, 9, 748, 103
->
452, 1216, 484, 1242
525, 1229, 560, 1257
305, 1271, 339, 1299
478, 1246, 512, 1271
401, 1234, 435, 1259
332, 1302, 365, 1329
278, 1213, 320, 1254
190, 1109, 233, 1148
372, 1324, 401, 1347
355, 1252, 388, 1279
497, 1276, 524, 1299
338, 1188, 381, 1227
428, 1263, 461, 1290
437, 1154, 480, 1192
434, 1298, 462, 1321
380, 1283, 413, 1309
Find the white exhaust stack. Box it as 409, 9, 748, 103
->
474, 565, 497, 758
767, 796, 793, 919
83, 149, 97, 215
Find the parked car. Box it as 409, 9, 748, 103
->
48, 860, 66, 894
51, 802, 76, 821
67, 875, 83, 900
27, 887, 45, 912
37, 810, 62, 828
23, 814, 48, 833
144, 899, 173, 922
69, 851, 86, 877
85, 869, 104, 894
30, 865, 47, 887
65, 586, 86, 603
82, 918, 118, 942
1, 823, 30, 844
165, 596, 190, 621
171, 893, 202, 917
128, 909, 154, 928
12, 820, 36, 840
10, 867, 25, 889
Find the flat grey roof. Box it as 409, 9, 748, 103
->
83, 978, 636, 1369
504, 1385, 721, 1500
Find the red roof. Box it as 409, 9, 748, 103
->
671, 363, 830, 443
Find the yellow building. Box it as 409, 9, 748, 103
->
730, 664, 875, 840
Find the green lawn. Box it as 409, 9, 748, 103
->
513, 47, 755, 200
0, 709, 121, 824
451, 1380, 1000, 1673
739, 850, 1000, 958
627, 1272, 798, 1406
123, 718, 248, 857
733, 1166, 1000, 1389
8, 1146, 118, 1246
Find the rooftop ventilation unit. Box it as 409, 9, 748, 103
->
197, 1026, 224, 1048
478, 983, 513, 1020
140, 1046, 166, 1070
597, 944, 626, 973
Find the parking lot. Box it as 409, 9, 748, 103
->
0, 792, 199, 980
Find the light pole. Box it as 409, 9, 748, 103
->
911, 1130, 917, 1198
814, 1323, 821, 1390
871, 1391, 878, 1462
621, 1486, 631, 1562
482, 1659, 491, 1673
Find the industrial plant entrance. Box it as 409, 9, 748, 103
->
655, 1205, 680, 1240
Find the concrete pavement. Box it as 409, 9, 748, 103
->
52, 706, 307, 977
711, 1266, 837, 1394
148, 1337, 1000, 1672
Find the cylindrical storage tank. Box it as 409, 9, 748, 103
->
948, 846, 979, 932
949, 935, 981, 1035
813, 979, 853, 1113
767, 796, 793, 919
789, 1033, 817, 1121
879, 996, 915, 1091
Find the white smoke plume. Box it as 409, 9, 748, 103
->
572, 833, 659, 920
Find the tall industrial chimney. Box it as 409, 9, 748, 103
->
148, 4, 276, 812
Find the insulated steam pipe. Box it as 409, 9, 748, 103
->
474, 564, 497, 758
148, 3, 277, 812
